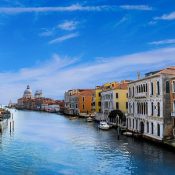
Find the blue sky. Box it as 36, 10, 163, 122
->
0, 0, 175, 104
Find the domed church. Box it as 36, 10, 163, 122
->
23, 85, 32, 98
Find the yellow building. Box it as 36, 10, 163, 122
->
94, 81, 130, 114
100, 81, 129, 115
94, 82, 117, 113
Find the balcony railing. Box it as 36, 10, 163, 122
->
134, 92, 148, 98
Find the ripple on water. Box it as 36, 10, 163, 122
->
0, 110, 175, 175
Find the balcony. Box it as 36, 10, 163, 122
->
171, 112, 175, 117
134, 92, 148, 98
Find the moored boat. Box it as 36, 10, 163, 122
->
98, 121, 110, 130
86, 117, 93, 122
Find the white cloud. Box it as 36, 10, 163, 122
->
149, 39, 175, 45
0, 4, 112, 14
154, 11, 175, 21
120, 5, 152, 11
1, 47, 175, 104
49, 33, 79, 44
39, 29, 54, 37
58, 21, 78, 31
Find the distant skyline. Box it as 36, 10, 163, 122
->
0, 0, 175, 104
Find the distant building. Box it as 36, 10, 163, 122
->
17, 85, 63, 112
23, 85, 32, 98
34, 90, 43, 98
127, 67, 175, 141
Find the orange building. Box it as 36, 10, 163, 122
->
78, 90, 94, 114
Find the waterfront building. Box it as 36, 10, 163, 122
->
78, 90, 94, 114
64, 89, 94, 115
127, 67, 175, 141
101, 81, 129, 116
17, 85, 63, 112
64, 89, 82, 115
94, 86, 102, 113
170, 77, 175, 135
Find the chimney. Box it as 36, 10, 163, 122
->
137, 72, 141, 80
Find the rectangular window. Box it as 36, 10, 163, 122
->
166, 81, 170, 93
99, 93, 101, 97
126, 93, 128, 98
83, 97, 85, 102
172, 81, 175, 93
83, 104, 85, 109
116, 93, 118, 98
116, 102, 119, 109
98, 102, 101, 106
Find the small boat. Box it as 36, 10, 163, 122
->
69, 116, 78, 120
86, 117, 93, 122
123, 132, 133, 136
98, 121, 110, 130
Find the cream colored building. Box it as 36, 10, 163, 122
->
127, 67, 175, 141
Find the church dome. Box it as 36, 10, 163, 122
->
23, 85, 32, 98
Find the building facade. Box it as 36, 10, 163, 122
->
127, 67, 175, 141
64, 89, 94, 115
101, 81, 129, 115
170, 77, 175, 135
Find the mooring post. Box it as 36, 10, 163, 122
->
10, 121, 11, 133
13, 120, 14, 131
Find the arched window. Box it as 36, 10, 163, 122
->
147, 122, 149, 133
146, 102, 148, 114
157, 124, 160, 136
151, 82, 154, 95
133, 87, 135, 97
146, 84, 148, 92
151, 102, 154, 116
143, 84, 145, 92
151, 123, 154, 134
157, 102, 160, 116
157, 81, 160, 95
136, 119, 138, 130
142, 103, 144, 115
133, 119, 135, 129
133, 102, 135, 114
143, 103, 146, 115
137, 103, 139, 114
141, 85, 143, 93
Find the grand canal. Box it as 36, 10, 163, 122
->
0, 110, 175, 175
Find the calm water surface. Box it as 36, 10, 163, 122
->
0, 110, 175, 175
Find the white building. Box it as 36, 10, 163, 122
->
23, 85, 32, 98
34, 90, 43, 98
127, 67, 175, 141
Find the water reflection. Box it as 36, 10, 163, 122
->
0, 110, 175, 175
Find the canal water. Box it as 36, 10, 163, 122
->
0, 110, 175, 175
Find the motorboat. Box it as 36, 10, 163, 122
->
123, 132, 133, 136
98, 121, 110, 130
